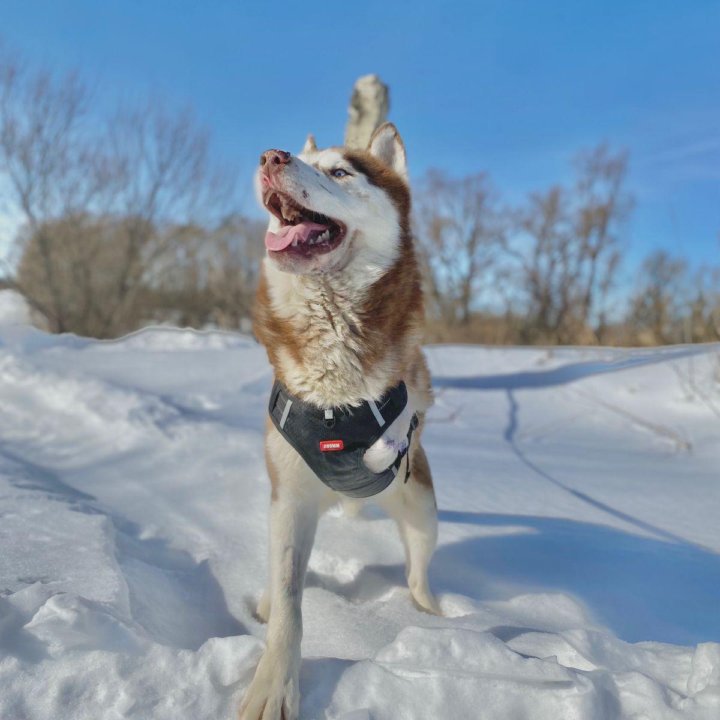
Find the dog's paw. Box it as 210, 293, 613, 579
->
239, 650, 299, 720
412, 591, 442, 616
409, 576, 442, 616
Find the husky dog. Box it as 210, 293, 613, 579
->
240, 124, 439, 720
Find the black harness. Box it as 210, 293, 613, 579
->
268, 380, 418, 498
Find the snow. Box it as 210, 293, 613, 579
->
0, 325, 719, 719
0, 290, 31, 326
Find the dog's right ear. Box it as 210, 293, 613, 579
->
301, 133, 318, 155
367, 123, 408, 181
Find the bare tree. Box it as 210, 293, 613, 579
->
0, 46, 235, 337
512, 186, 575, 342
151, 214, 266, 330
699, 241, 720, 341
573, 145, 631, 338
87, 101, 229, 336
204, 215, 266, 328
16, 213, 152, 337
627, 250, 689, 345
681, 263, 720, 343
511, 145, 631, 344
415, 169, 506, 327
0, 47, 107, 330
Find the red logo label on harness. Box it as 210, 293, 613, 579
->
319, 440, 344, 452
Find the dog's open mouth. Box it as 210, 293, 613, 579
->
263, 191, 346, 256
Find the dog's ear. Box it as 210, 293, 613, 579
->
301, 133, 318, 155
367, 123, 407, 181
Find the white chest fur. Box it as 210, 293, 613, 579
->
266, 264, 396, 408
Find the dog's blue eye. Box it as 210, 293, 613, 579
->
331, 168, 349, 178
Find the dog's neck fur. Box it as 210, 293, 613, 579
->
254, 236, 423, 409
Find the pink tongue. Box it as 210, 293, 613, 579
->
265, 221, 328, 251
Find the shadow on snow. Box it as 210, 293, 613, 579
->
307, 509, 720, 646
0, 446, 246, 652
435, 509, 720, 646
431, 345, 711, 392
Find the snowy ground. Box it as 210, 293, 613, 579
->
0, 324, 719, 719
0, 290, 31, 326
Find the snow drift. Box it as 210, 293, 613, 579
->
0, 324, 718, 719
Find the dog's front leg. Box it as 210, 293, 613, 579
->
240, 489, 318, 720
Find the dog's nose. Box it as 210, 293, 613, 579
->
260, 149, 291, 169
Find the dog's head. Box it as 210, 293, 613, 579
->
256, 123, 410, 277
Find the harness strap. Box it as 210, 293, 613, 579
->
369, 400, 387, 427
391, 413, 419, 483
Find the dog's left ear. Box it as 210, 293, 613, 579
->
367, 123, 408, 181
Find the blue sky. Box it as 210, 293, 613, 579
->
1, 0, 718, 279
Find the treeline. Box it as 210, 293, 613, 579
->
414, 154, 720, 346
1, 50, 717, 345
0, 46, 263, 338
